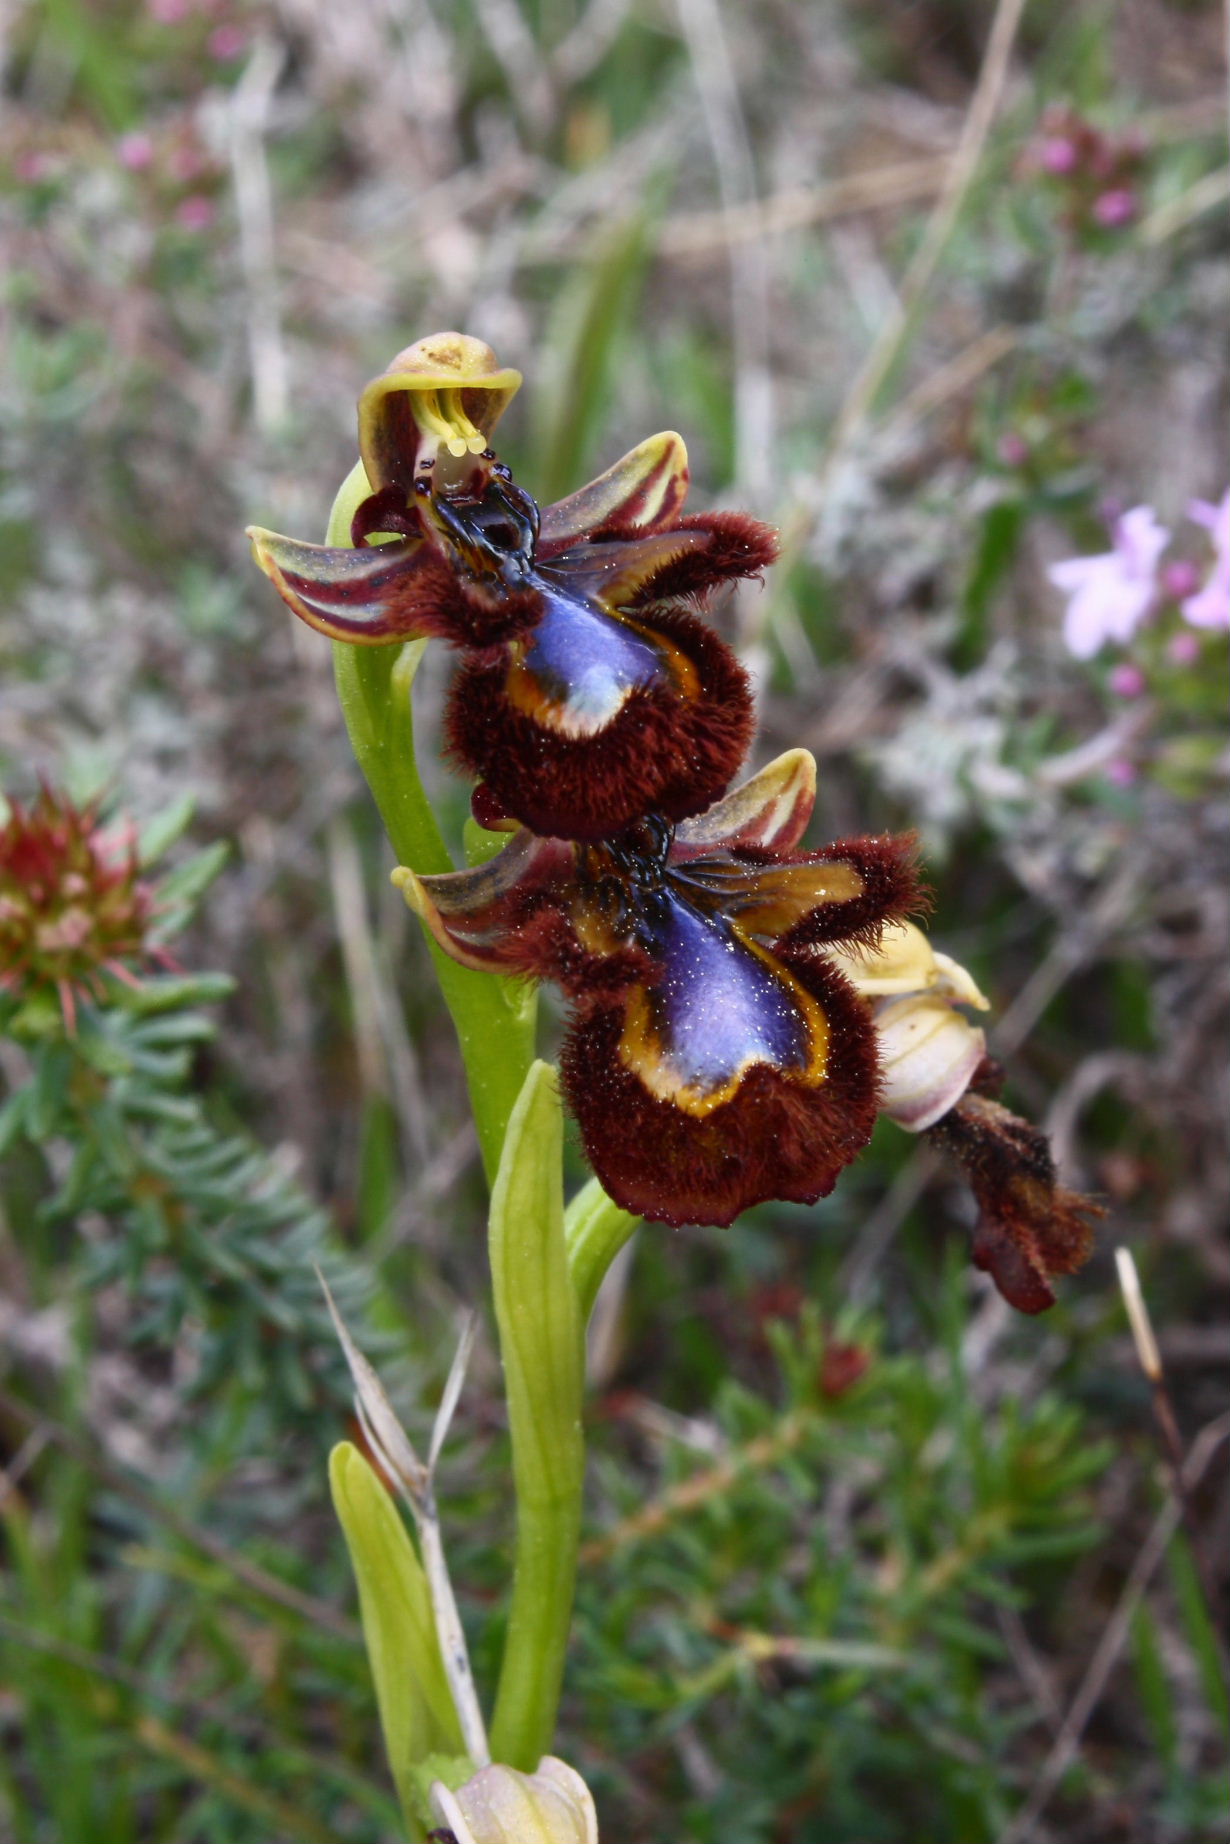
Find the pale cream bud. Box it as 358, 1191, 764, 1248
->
431, 1758, 598, 1844
875, 992, 987, 1132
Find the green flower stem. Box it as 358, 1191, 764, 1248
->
488, 1063, 586, 1770
326, 464, 536, 1182
563, 1176, 640, 1324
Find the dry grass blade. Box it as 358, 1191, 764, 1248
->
819, 0, 1031, 476
317, 1273, 490, 1766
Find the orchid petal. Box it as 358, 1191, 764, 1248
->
674, 749, 817, 854
537, 431, 689, 555
541, 527, 711, 604
432, 1758, 598, 1844
669, 854, 864, 939
874, 993, 988, 1132
246, 527, 439, 643
503, 585, 680, 739
358, 332, 521, 493
392, 833, 576, 977
827, 921, 989, 1006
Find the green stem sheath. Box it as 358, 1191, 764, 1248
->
564, 1177, 640, 1323
488, 1064, 586, 1769
325, 463, 537, 1182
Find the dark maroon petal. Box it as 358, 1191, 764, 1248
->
247, 525, 538, 647
776, 833, 925, 952
672, 750, 817, 856
400, 832, 652, 994
445, 602, 753, 841
537, 432, 690, 555
562, 953, 879, 1227
612, 510, 778, 607
927, 1093, 1103, 1314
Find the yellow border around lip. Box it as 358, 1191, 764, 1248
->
618, 932, 829, 1117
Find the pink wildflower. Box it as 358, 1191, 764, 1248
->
1180, 492, 1230, 631
208, 23, 247, 58
1048, 505, 1169, 659
1108, 662, 1146, 698
1161, 558, 1200, 600
1092, 187, 1137, 227
1040, 136, 1079, 175
117, 131, 155, 171
175, 194, 216, 232
1106, 759, 1137, 787
1167, 631, 1200, 665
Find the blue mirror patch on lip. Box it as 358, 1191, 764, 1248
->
516, 578, 670, 734
644, 892, 812, 1097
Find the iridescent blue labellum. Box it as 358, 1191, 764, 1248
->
246, 333, 776, 841
393, 753, 923, 1227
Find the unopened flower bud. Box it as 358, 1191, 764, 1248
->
431, 1759, 598, 1844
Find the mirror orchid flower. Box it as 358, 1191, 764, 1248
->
393, 751, 921, 1227
247, 333, 775, 841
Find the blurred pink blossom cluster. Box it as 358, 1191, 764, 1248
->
1048, 494, 1230, 661
1025, 104, 1147, 237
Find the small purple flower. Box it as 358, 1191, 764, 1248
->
1161, 558, 1200, 601
117, 132, 154, 172
1106, 758, 1137, 787
1092, 187, 1137, 227
1181, 491, 1230, 631
1168, 631, 1200, 665
1039, 135, 1079, 174
1048, 505, 1170, 659
208, 23, 247, 59
175, 194, 216, 232
1108, 661, 1146, 698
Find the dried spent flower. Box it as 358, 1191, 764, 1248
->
827, 922, 1101, 1311
248, 333, 775, 840
0, 787, 154, 1032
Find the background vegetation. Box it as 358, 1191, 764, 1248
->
1, 0, 1227, 1839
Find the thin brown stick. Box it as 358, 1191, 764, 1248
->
1116, 1249, 1227, 1644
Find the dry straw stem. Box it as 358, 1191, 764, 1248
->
1115, 1248, 1227, 1642
995, 1409, 1230, 1844
675, 0, 774, 512
228, 34, 288, 435
820, 0, 1031, 477
319, 1278, 491, 1767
